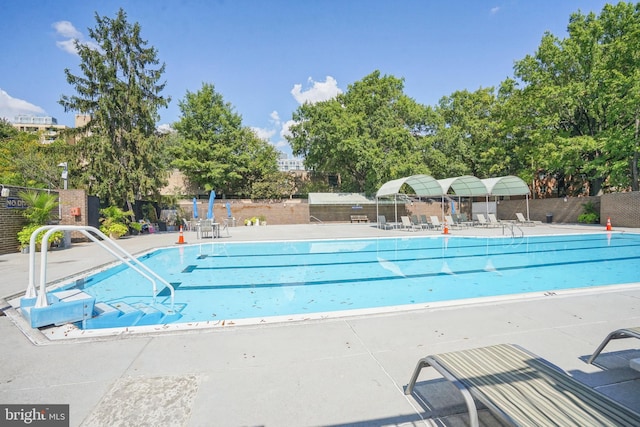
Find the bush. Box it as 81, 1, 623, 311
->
100, 206, 135, 238
577, 201, 600, 224
17, 224, 64, 250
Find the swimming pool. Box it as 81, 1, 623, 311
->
56, 232, 640, 330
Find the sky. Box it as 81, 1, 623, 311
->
0, 0, 612, 156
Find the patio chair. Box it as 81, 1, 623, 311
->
405, 343, 640, 427
430, 216, 443, 231
515, 212, 535, 226
588, 326, 640, 364
419, 215, 432, 230
475, 213, 490, 227
377, 215, 394, 230
445, 215, 463, 228
400, 216, 419, 231
487, 213, 502, 227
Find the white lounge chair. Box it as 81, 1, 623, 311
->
515, 212, 535, 226
401, 216, 419, 231
487, 213, 501, 226
445, 215, 463, 228
405, 343, 640, 427
475, 213, 490, 227
430, 216, 443, 230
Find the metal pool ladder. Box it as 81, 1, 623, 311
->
502, 222, 524, 239
24, 225, 175, 310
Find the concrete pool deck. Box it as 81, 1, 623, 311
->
1, 222, 639, 426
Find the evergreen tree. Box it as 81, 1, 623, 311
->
59, 8, 170, 206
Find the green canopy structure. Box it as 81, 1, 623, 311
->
482, 176, 531, 220
375, 174, 443, 225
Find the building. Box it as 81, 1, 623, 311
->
277, 154, 306, 172
11, 115, 68, 144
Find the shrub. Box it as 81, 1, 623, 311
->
577, 201, 600, 224
100, 206, 135, 238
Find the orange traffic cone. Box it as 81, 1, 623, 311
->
443, 220, 449, 235
606, 217, 612, 231
176, 225, 186, 244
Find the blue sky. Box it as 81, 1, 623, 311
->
1, 0, 611, 156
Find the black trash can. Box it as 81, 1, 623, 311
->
546, 213, 553, 223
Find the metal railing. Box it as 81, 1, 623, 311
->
26, 225, 175, 310
502, 222, 524, 239
309, 215, 324, 223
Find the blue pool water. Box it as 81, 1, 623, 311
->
68, 233, 640, 326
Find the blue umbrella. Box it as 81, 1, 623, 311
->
207, 191, 216, 219
450, 200, 456, 215
226, 202, 232, 218
192, 197, 198, 219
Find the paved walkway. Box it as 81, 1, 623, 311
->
1, 223, 639, 426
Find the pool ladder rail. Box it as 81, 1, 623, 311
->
20, 225, 179, 329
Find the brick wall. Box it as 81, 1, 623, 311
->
58, 189, 91, 241
0, 186, 28, 254
497, 196, 600, 223
601, 192, 640, 227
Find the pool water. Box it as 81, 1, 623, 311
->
70, 233, 640, 326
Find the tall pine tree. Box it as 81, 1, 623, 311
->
59, 8, 170, 206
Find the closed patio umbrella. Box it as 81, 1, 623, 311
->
207, 191, 216, 219
192, 197, 198, 219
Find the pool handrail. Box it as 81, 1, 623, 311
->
26, 225, 175, 311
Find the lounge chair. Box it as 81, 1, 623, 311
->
588, 326, 640, 364
475, 213, 489, 227
419, 215, 432, 230
515, 212, 535, 226
487, 213, 502, 227
444, 215, 462, 228
400, 216, 419, 231
405, 343, 640, 427
430, 216, 443, 231
377, 215, 394, 230
457, 213, 474, 227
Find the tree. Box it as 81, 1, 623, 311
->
170, 83, 280, 197
510, 2, 640, 194
0, 121, 75, 188
59, 8, 170, 206
287, 71, 431, 194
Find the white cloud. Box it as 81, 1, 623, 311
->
270, 110, 281, 126
291, 76, 342, 105
157, 123, 176, 134
251, 127, 276, 141
280, 119, 295, 140
53, 20, 100, 55
53, 21, 82, 39
0, 88, 46, 121
490, 6, 501, 15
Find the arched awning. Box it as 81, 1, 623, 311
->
481, 176, 530, 196
375, 174, 443, 198
437, 175, 487, 196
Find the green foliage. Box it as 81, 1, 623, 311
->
100, 206, 135, 238
59, 8, 170, 206
577, 201, 600, 224
170, 83, 279, 197
17, 224, 64, 250
287, 71, 432, 194
18, 191, 59, 225
16, 191, 63, 249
